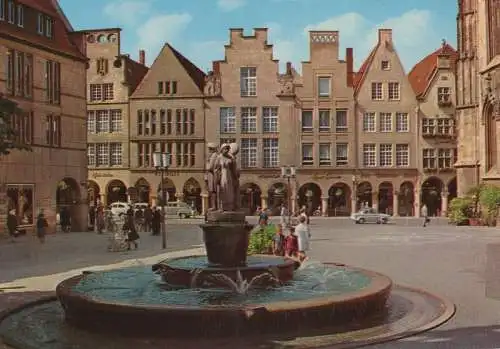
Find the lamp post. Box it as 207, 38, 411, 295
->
153, 151, 170, 249
352, 175, 358, 213
281, 165, 296, 225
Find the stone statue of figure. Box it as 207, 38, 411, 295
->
205, 143, 219, 210
216, 143, 240, 211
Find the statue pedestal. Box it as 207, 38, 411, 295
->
200, 210, 253, 267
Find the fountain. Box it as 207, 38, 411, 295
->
0, 143, 456, 348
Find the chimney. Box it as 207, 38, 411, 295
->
378, 29, 392, 44
212, 61, 220, 75
346, 48, 353, 87
229, 28, 244, 43
286, 61, 292, 75
139, 49, 145, 65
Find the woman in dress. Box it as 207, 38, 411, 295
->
216, 143, 240, 211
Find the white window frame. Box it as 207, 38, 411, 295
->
263, 138, 279, 168
336, 143, 348, 166
422, 118, 436, 135
371, 82, 383, 100
241, 107, 257, 133
220, 107, 236, 133
388, 82, 400, 101
16, 4, 23, 27
262, 107, 278, 133
363, 144, 376, 167
301, 143, 313, 165
381, 60, 390, 70
319, 143, 331, 166
45, 16, 52, 38
379, 112, 392, 132
96, 110, 110, 133
395, 144, 409, 167
87, 144, 96, 166
437, 118, 453, 135
438, 148, 453, 168
363, 112, 376, 132
379, 143, 393, 167
7, 0, 14, 23
423, 148, 436, 168
110, 109, 122, 133
240, 67, 257, 97
335, 109, 348, 133
319, 109, 330, 132
37, 13, 43, 34
396, 112, 409, 132
318, 77, 331, 97
0, 0, 5, 20
87, 110, 96, 133
110, 143, 122, 166
241, 138, 258, 168
437, 87, 451, 103
301, 110, 313, 132
103, 83, 114, 101
96, 143, 109, 167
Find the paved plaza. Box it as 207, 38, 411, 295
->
2, 217, 500, 348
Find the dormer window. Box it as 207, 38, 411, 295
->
45, 17, 53, 38
37, 13, 43, 34
37, 12, 53, 39
381, 60, 390, 70
7, 0, 14, 24
16, 4, 23, 27
0, 0, 5, 21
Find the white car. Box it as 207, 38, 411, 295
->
350, 208, 391, 224
109, 202, 130, 216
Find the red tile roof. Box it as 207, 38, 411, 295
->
408, 43, 458, 98
0, 0, 86, 61
167, 44, 205, 91
124, 57, 149, 95
353, 44, 380, 94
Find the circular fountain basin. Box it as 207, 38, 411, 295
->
152, 255, 297, 287
56, 261, 392, 337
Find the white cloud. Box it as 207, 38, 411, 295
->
136, 13, 192, 64
103, 0, 152, 25
217, 0, 246, 12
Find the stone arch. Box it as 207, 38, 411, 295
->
183, 178, 202, 213
327, 182, 351, 216
134, 178, 150, 204
56, 178, 81, 208
421, 176, 444, 217
267, 182, 288, 215
106, 179, 127, 205
240, 183, 262, 215
356, 181, 373, 210
398, 181, 415, 216
298, 183, 322, 216
156, 178, 176, 206
87, 180, 100, 206
378, 182, 394, 214
447, 177, 457, 202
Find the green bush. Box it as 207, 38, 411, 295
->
248, 224, 276, 255
448, 197, 473, 224
479, 185, 500, 226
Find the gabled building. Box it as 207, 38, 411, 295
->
294, 31, 356, 216
353, 29, 418, 216
409, 42, 458, 217
79, 28, 148, 207
204, 28, 297, 215
0, 0, 88, 234
129, 43, 205, 212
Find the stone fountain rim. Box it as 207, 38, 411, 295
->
55, 262, 393, 315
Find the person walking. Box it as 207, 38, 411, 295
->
152, 207, 161, 236
295, 215, 311, 262
144, 205, 153, 233
7, 210, 18, 243
421, 204, 429, 227
60, 207, 71, 233
125, 207, 139, 250
36, 211, 48, 244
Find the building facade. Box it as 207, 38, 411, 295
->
129, 43, 206, 213
409, 42, 459, 217
456, 0, 500, 194
81, 28, 148, 207
353, 29, 419, 216
0, 0, 88, 234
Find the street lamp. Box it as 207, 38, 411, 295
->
153, 151, 170, 249
281, 165, 296, 225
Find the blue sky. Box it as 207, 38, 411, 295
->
59, 0, 458, 72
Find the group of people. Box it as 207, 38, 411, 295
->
271, 215, 311, 263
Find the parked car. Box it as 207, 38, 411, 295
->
164, 201, 195, 218
109, 202, 130, 216
350, 208, 391, 224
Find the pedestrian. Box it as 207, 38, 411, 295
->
88, 203, 95, 231
259, 208, 269, 226
60, 207, 71, 233
280, 204, 287, 227
272, 224, 285, 256
284, 226, 299, 260
421, 204, 430, 227
152, 207, 161, 236
36, 211, 48, 244
96, 204, 105, 234
125, 207, 139, 250
144, 205, 153, 233
134, 207, 144, 232
295, 215, 311, 262
7, 209, 18, 243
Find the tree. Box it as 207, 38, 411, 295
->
0, 95, 32, 155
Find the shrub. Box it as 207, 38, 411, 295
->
448, 197, 472, 224
479, 185, 500, 226
248, 224, 276, 254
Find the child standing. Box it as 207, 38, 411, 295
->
284, 227, 299, 260
272, 224, 285, 256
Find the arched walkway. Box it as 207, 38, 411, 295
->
378, 182, 393, 215
56, 178, 81, 208
240, 183, 261, 215
448, 177, 457, 202
135, 178, 150, 204
157, 178, 176, 206
267, 182, 287, 216
327, 183, 351, 216
421, 177, 444, 217
87, 180, 100, 206
106, 180, 127, 205
183, 178, 202, 213
356, 181, 372, 210
298, 183, 322, 216
398, 182, 415, 216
